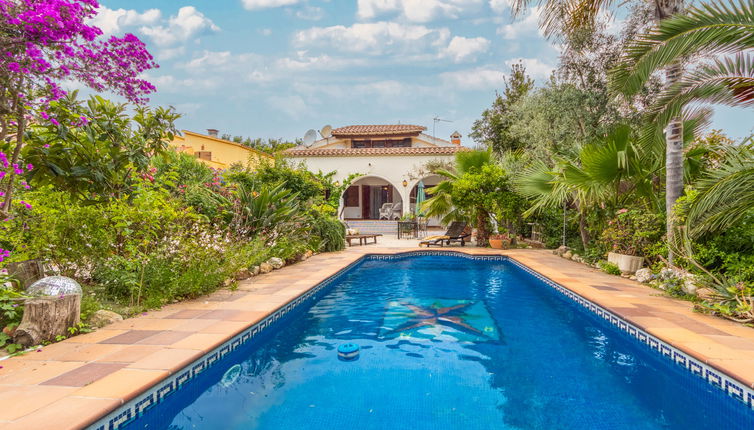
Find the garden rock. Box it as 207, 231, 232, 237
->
563, 251, 573, 260
268, 258, 285, 270
259, 262, 273, 274
235, 269, 252, 281
250, 266, 261, 276
682, 275, 699, 296
553, 246, 569, 257
635, 268, 652, 283
89, 310, 123, 328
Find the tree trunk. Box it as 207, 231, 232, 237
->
664, 62, 684, 265
578, 211, 591, 249
656, 0, 685, 265
1, 106, 25, 215
13, 295, 81, 347
476, 210, 489, 247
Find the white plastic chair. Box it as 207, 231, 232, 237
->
378, 203, 394, 219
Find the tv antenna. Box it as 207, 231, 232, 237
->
320, 125, 332, 139
303, 129, 317, 147
432, 116, 452, 140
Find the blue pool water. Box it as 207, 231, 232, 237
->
124, 255, 754, 430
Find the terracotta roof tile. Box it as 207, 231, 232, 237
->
284, 146, 467, 157
331, 124, 426, 137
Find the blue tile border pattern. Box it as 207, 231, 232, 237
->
88, 251, 754, 429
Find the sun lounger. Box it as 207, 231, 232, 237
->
418, 221, 470, 247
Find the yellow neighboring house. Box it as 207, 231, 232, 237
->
169, 129, 273, 169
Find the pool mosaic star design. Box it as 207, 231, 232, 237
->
380, 298, 500, 342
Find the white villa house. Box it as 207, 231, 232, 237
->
284, 124, 468, 234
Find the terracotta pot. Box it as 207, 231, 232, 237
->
489, 239, 510, 249
607, 252, 644, 274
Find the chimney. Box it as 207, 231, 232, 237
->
450, 131, 461, 145
207, 128, 219, 137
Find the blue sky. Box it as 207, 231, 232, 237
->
95, 0, 753, 143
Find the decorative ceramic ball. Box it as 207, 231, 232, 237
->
27, 276, 82, 297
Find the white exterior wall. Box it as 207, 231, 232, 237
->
287, 154, 454, 219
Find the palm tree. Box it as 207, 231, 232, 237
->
610, 0, 754, 259
510, 0, 686, 261
687, 144, 754, 236
422, 150, 492, 244
611, 0, 754, 132
515, 125, 656, 248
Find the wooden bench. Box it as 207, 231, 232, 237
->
345, 234, 382, 246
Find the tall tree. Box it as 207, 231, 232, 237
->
470, 62, 534, 154
610, 0, 754, 258
0, 0, 157, 214
509, 0, 687, 262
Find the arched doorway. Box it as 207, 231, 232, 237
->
341, 175, 404, 220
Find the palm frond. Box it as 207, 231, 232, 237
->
688, 145, 754, 235
644, 54, 754, 143
610, 0, 754, 95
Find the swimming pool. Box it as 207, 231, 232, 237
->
103, 253, 754, 429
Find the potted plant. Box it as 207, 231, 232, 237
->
489, 233, 511, 249
600, 209, 662, 274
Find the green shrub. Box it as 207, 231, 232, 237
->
309, 214, 345, 252
600, 209, 663, 257
598, 261, 621, 275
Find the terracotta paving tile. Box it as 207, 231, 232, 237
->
199, 320, 251, 335
97, 345, 162, 363
0, 396, 121, 430
225, 311, 267, 323
64, 329, 128, 344
99, 330, 161, 344
12, 343, 86, 362
106, 318, 185, 331
73, 368, 169, 401
205, 291, 247, 302
127, 348, 203, 371
166, 309, 212, 319
0, 385, 76, 421
172, 318, 219, 332
40, 362, 127, 387
707, 359, 754, 388
169, 333, 230, 352
0, 361, 85, 385
196, 309, 241, 320
53, 343, 126, 362
590, 285, 621, 291
706, 335, 754, 351
133, 330, 192, 346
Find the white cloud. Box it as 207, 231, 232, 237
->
148, 74, 221, 92
185, 51, 233, 70
488, 0, 510, 13
505, 57, 554, 79
357, 0, 485, 23
295, 5, 325, 20
242, 0, 300, 10
441, 36, 489, 63
140, 6, 220, 47
497, 7, 542, 39
440, 67, 504, 90
258, 28, 273, 36
294, 21, 449, 57
267, 95, 307, 118
90, 6, 161, 35
276, 53, 368, 71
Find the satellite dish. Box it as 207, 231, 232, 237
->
303, 129, 317, 147
320, 125, 332, 138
